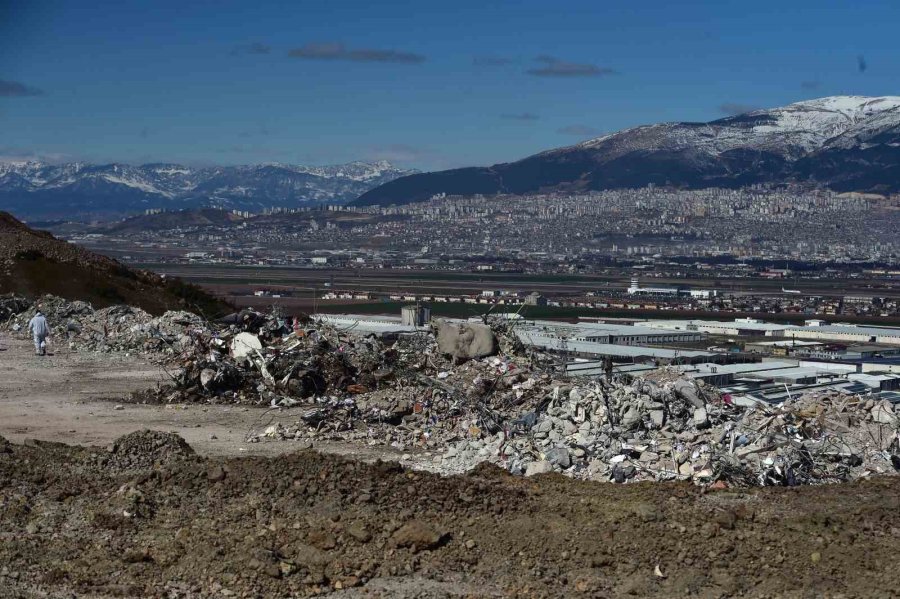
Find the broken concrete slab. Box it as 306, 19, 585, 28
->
435, 321, 497, 361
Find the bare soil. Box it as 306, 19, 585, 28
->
2, 434, 899, 598
1, 336, 899, 598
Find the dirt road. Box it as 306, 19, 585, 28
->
0, 337, 406, 463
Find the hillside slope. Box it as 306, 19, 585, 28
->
0, 212, 229, 316
353, 96, 900, 206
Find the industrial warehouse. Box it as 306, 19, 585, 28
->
315, 309, 900, 407
638, 317, 900, 346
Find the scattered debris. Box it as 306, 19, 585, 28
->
4, 294, 209, 357
432, 376, 900, 486
4, 294, 899, 487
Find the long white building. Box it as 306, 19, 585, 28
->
626, 277, 718, 299
639, 318, 900, 346
784, 323, 900, 346
519, 319, 703, 345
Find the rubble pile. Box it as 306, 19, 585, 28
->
141, 320, 446, 406
4, 294, 898, 487
4, 294, 211, 357
146, 309, 899, 488
0, 294, 30, 321
248, 321, 562, 447
432, 377, 900, 486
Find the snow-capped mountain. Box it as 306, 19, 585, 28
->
353, 96, 900, 206
0, 161, 416, 218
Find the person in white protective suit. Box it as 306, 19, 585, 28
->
28, 308, 50, 356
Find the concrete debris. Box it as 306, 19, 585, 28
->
247, 314, 898, 487
435, 320, 498, 361
0, 295, 30, 321
5, 294, 899, 487
433, 377, 900, 487
525, 460, 553, 477
231, 332, 262, 360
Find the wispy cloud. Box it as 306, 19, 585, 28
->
0, 79, 44, 97
718, 102, 760, 116
473, 56, 513, 66
558, 124, 602, 136
501, 112, 539, 121
288, 43, 425, 63
527, 55, 616, 77
800, 80, 821, 90
857, 55, 867, 73
231, 42, 271, 56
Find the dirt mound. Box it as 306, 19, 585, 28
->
0, 211, 230, 317
1, 435, 899, 598
92, 430, 197, 473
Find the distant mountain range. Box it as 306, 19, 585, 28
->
353, 96, 900, 206
0, 160, 416, 218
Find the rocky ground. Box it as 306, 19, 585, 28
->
1, 431, 899, 599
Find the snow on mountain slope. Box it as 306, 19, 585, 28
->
0, 160, 417, 217
576, 96, 900, 159
354, 96, 900, 206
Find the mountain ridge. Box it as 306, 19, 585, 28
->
352, 96, 900, 206
0, 160, 416, 218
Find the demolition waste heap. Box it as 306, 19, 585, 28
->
3, 293, 898, 488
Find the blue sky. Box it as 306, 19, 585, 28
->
2, 0, 898, 170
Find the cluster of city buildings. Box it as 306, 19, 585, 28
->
73, 187, 900, 270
